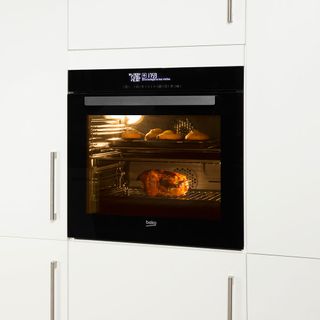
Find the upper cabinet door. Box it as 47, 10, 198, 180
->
246, 0, 320, 258
69, 241, 246, 320
68, 0, 245, 50
0, 0, 67, 239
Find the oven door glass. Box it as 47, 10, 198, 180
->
87, 112, 221, 220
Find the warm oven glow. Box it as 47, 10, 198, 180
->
109, 115, 143, 125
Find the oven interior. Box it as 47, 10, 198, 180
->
87, 114, 221, 220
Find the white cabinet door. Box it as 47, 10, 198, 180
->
0, 238, 67, 320
69, 241, 246, 320
247, 254, 320, 320
246, 0, 320, 258
0, 0, 67, 239
68, 0, 245, 50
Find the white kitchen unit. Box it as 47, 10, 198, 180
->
68, 0, 245, 50
0, 0, 67, 239
0, 237, 67, 320
247, 254, 320, 320
69, 241, 246, 320
246, 0, 320, 258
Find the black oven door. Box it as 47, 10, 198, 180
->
68, 68, 243, 250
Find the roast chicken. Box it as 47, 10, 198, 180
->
138, 169, 189, 197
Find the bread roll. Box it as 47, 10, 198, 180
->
185, 130, 209, 141
121, 128, 144, 140
145, 128, 163, 140
157, 130, 183, 141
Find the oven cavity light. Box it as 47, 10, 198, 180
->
109, 115, 143, 125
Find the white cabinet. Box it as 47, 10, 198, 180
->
68, 0, 245, 50
69, 241, 246, 320
247, 254, 320, 320
246, 0, 320, 258
0, 0, 67, 239
0, 237, 67, 320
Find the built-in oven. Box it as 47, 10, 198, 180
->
68, 67, 243, 249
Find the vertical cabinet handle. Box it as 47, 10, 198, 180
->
50, 152, 57, 221
227, 0, 233, 23
50, 261, 57, 320
227, 276, 233, 320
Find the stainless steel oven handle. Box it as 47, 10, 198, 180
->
227, 0, 233, 23
50, 261, 57, 320
227, 276, 233, 320
50, 152, 57, 221
85, 95, 216, 106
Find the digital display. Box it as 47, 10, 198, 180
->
128, 72, 171, 83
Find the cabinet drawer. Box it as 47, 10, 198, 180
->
69, 241, 246, 320
68, 0, 245, 50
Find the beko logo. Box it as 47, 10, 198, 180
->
128, 72, 171, 83
145, 220, 157, 227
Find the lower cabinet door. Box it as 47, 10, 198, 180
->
69, 241, 246, 320
0, 238, 67, 320
247, 254, 320, 320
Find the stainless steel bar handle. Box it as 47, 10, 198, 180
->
50, 261, 57, 320
227, 276, 234, 320
50, 152, 57, 221
227, 0, 233, 23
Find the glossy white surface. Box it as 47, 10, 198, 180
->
246, 0, 320, 258
247, 254, 320, 320
0, 0, 67, 239
69, 241, 246, 320
68, 0, 245, 50
0, 237, 67, 320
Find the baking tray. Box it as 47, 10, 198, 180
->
108, 138, 219, 150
